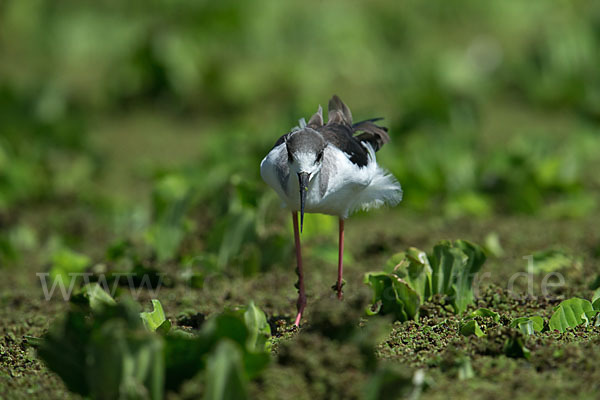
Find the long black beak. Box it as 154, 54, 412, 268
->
297, 172, 309, 233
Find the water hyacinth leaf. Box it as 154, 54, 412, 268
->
529, 316, 544, 332
76, 283, 116, 312
451, 240, 487, 314
459, 320, 485, 337
140, 299, 171, 334
390, 247, 432, 299
365, 240, 486, 321
470, 308, 500, 322
581, 310, 600, 327
204, 340, 248, 400
510, 316, 544, 334
515, 319, 534, 335
549, 298, 594, 332
87, 320, 164, 400
428, 240, 486, 313
243, 301, 271, 352
393, 277, 421, 321
430, 241, 466, 298
363, 272, 421, 321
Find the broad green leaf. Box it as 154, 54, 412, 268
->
549, 298, 594, 332
459, 320, 485, 337
243, 301, 271, 352
73, 283, 116, 312
428, 240, 486, 314
38, 302, 161, 399
87, 320, 164, 400
430, 241, 466, 297
364, 272, 421, 321
140, 299, 171, 334
204, 340, 248, 400
581, 310, 600, 327
389, 247, 432, 300
470, 308, 500, 322
451, 240, 487, 314
529, 316, 544, 332
510, 316, 544, 334
365, 240, 486, 321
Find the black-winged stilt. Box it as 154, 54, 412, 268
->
260, 95, 402, 326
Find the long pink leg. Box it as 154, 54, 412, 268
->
292, 212, 306, 326
336, 218, 345, 300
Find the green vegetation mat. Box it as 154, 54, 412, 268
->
1, 1, 600, 399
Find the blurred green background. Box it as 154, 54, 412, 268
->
1, 0, 599, 272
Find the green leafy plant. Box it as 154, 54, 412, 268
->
36, 294, 272, 399
459, 320, 486, 338
243, 301, 272, 352
510, 316, 544, 335
549, 298, 599, 332
470, 308, 500, 322
140, 299, 172, 334
364, 240, 486, 321
70, 283, 117, 312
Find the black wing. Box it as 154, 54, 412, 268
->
318, 123, 370, 167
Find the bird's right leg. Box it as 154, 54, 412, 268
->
292, 211, 306, 326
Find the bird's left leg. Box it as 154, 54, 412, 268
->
292, 212, 306, 326
336, 218, 345, 300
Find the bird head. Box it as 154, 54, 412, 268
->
285, 128, 326, 232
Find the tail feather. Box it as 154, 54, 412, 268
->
327, 95, 353, 126
352, 120, 390, 151
307, 105, 323, 128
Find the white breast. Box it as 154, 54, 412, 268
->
261, 143, 402, 218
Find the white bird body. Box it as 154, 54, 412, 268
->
259, 95, 402, 326
261, 140, 402, 218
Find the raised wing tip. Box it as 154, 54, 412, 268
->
327, 95, 352, 125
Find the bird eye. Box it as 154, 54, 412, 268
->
315, 151, 323, 164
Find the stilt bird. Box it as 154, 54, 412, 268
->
260, 95, 402, 326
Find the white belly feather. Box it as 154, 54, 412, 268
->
260, 143, 402, 218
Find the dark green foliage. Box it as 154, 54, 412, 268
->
37, 297, 271, 399
365, 240, 487, 321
